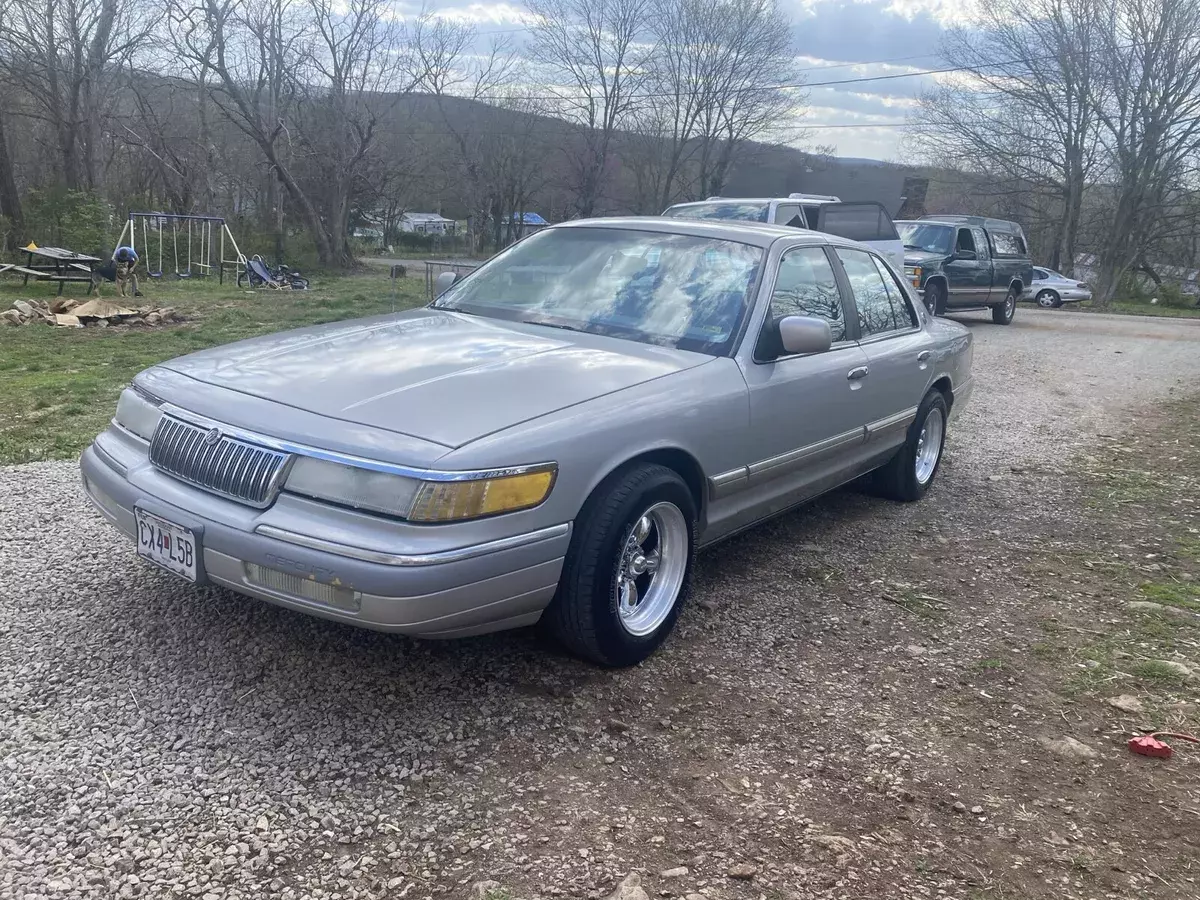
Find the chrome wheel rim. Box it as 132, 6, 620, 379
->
615, 502, 688, 637
914, 407, 944, 485
1005, 292, 1016, 317
1037, 290, 1056, 308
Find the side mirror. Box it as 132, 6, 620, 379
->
777, 315, 833, 356
434, 270, 458, 297
954, 248, 977, 261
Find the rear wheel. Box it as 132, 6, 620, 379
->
992, 285, 1018, 324
875, 390, 949, 502
1036, 289, 1062, 309
544, 464, 695, 667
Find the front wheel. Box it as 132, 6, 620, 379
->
544, 464, 695, 667
1036, 289, 1061, 309
992, 286, 1018, 324
924, 281, 947, 316
874, 390, 949, 502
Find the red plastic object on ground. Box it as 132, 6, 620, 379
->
1129, 733, 1200, 759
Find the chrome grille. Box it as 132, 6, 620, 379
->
149, 416, 290, 508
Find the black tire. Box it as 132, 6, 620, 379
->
543, 463, 696, 667
1035, 289, 1061, 309
875, 390, 949, 502
924, 281, 947, 316
991, 285, 1018, 324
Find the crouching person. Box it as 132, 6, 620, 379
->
113, 246, 142, 298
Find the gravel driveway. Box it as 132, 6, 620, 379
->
3, 309, 1200, 900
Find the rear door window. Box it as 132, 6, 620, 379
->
836, 247, 913, 339
817, 203, 900, 242
990, 231, 1025, 257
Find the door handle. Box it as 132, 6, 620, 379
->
847, 366, 869, 381
916, 350, 931, 362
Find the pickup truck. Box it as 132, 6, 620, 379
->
895, 215, 1033, 325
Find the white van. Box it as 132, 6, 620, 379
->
662, 193, 905, 275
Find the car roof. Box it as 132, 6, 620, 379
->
665, 197, 841, 208
914, 214, 1023, 233
554, 216, 855, 250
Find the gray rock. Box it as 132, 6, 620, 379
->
727, 863, 757, 880
606, 873, 650, 900
12, 299, 35, 318
1126, 601, 1196, 620
660, 866, 689, 878
1, 309, 21, 325
1106, 694, 1144, 714
1040, 736, 1099, 760
1149, 659, 1195, 679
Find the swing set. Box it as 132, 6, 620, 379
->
113, 212, 247, 284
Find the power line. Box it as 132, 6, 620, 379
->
488, 37, 1164, 103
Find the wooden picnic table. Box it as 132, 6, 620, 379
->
0, 246, 102, 296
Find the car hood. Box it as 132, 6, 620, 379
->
157, 308, 710, 449
903, 251, 945, 267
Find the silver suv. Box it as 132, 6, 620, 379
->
663, 193, 905, 274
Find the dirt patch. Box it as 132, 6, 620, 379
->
424, 397, 1200, 900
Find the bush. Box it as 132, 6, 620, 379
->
22, 189, 113, 256
1116, 271, 1152, 303
1154, 283, 1194, 309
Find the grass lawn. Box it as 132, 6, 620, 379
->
0, 272, 427, 465
1088, 299, 1200, 318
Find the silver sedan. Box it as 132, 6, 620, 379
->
1023, 267, 1093, 307
81, 218, 974, 667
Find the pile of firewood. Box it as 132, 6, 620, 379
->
1, 298, 181, 328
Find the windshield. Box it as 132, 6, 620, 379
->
662, 202, 770, 223
432, 227, 763, 355
897, 222, 953, 255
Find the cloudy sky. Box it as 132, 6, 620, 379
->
418, 0, 964, 161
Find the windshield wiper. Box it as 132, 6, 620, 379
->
522, 319, 580, 332
903, 244, 925, 251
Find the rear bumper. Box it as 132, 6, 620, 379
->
80, 440, 569, 638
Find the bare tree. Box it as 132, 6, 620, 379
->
412, 16, 519, 249
0, 104, 22, 249
912, 0, 1104, 273
641, 0, 801, 208
170, 0, 417, 267
0, 0, 158, 190
526, 0, 649, 217
1089, 0, 1200, 302
691, 0, 799, 198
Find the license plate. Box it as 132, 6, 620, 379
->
135, 509, 198, 582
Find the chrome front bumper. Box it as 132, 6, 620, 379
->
80, 432, 570, 638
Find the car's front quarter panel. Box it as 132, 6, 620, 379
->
434, 358, 752, 538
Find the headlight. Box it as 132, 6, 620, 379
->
284, 457, 556, 522
114, 387, 163, 440
904, 265, 922, 288
286, 457, 421, 518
